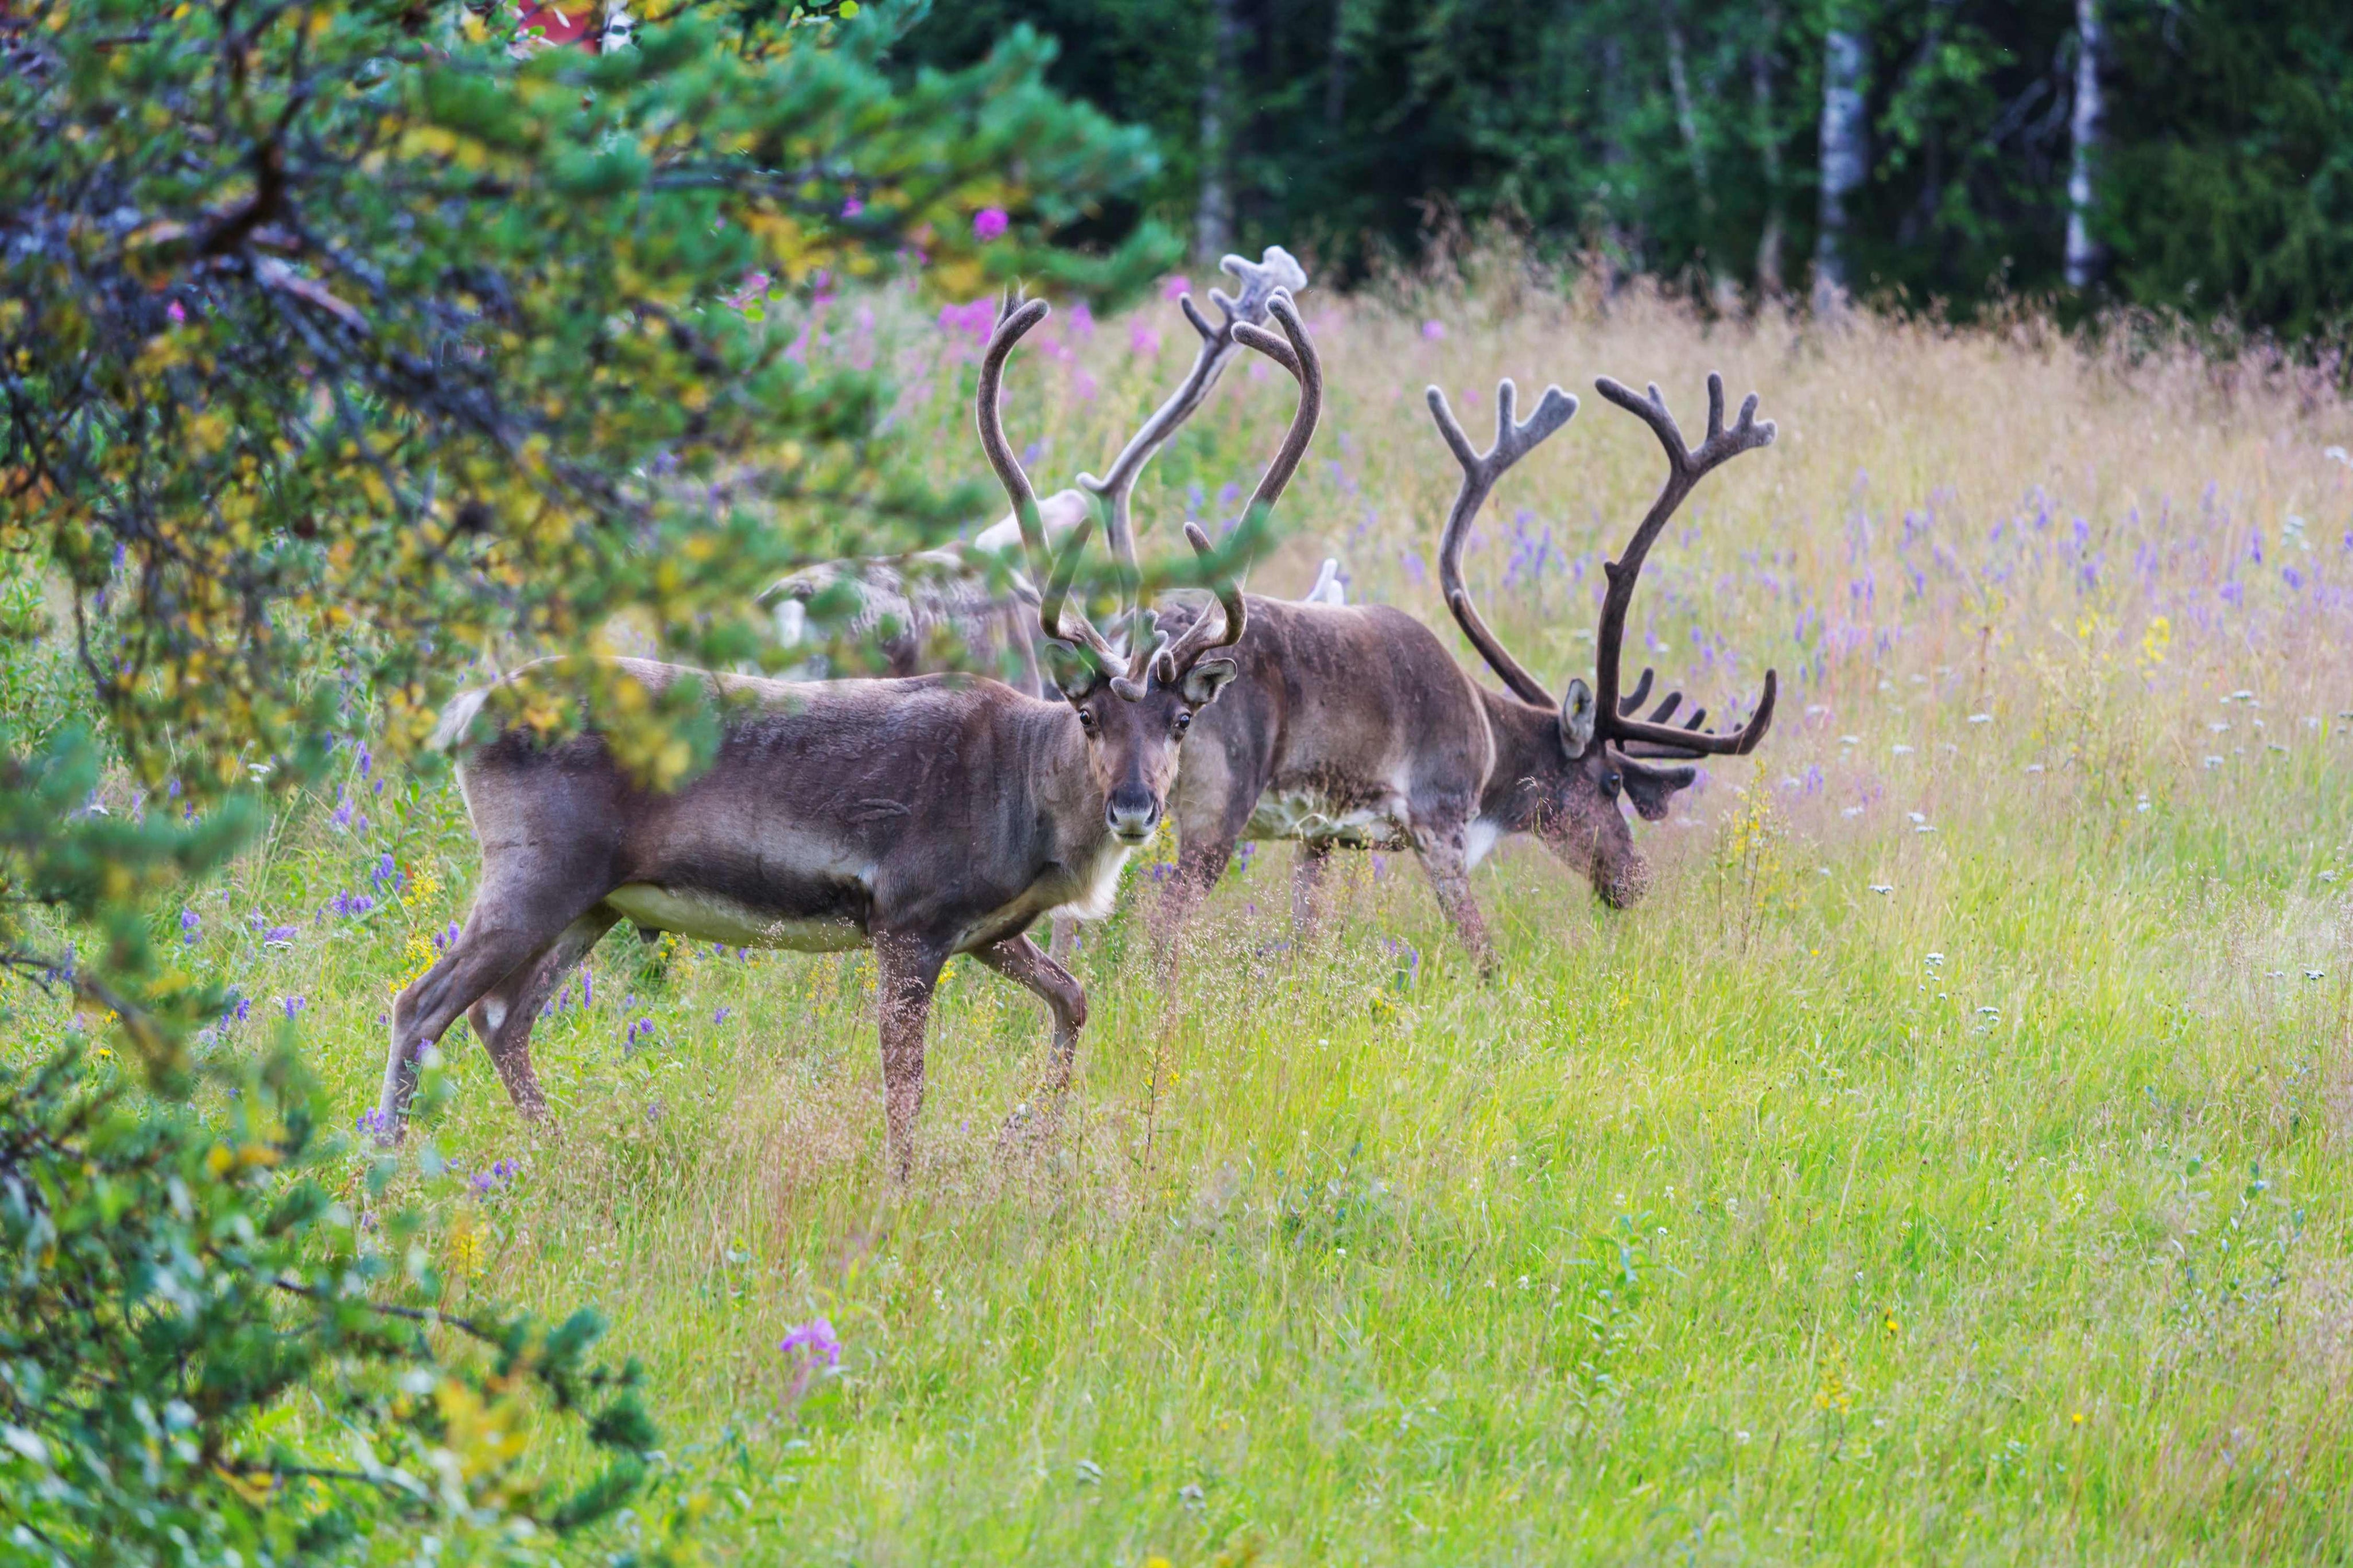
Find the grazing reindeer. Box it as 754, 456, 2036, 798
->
374, 294, 1321, 1171
760, 247, 1308, 697
1152, 371, 1777, 971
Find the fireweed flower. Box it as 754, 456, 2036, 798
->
1128, 321, 1161, 357
781, 1317, 842, 1370
1422, 320, 1446, 341
972, 207, 1009, 242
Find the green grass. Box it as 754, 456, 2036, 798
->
87, 690, 2353, 1565
20, 286, 2353, 1563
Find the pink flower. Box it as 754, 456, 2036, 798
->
937, 299, 994, 339
841, 196, 864, 217
972, 208, 1009, 243
1421, 320, 1446, 341
1067, 301, 1095, 339
781, 1317, 841, 1369
1160, 275, 1192, 301
1128, 321, 1162, 357
166, 299, 186, 325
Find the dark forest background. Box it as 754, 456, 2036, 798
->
903, 0, 2353, 337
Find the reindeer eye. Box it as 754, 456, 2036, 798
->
1076, 707, 1098, 734
1601, 771, 1622, 799
1172, 711, 1192, 736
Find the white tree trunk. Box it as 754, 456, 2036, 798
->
1812, 25, 1868, 313
2064, 0, 2106, 289
1751, 3, 1786, 294
1665, 14, 1714, 212
1195, 0, 1239, 263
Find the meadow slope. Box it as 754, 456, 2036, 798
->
33, 281, 2353, 1564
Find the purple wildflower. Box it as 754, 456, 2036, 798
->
1161, 275, 1192, 301
330, 793, 355, 831
937, 298, 993, 340
263, 925, 298, 948
714, 1006, 731, 1024
780, 1317, 842, 1370
1421, 320, 1446, 341
842, 196, 864, 217
180, 909, 200, 945
972, 207, 1009, 242
282, 995, 306, 1020
167, 299, 187, 325
356, 1108, 393, 1138
1128, 321, 1161, 357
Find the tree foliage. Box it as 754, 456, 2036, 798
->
1, 1042, 675, 1564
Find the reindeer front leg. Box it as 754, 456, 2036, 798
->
1411, 822, 1496, 978
974, 933, 1089, 1151
872, 932, 950, 1178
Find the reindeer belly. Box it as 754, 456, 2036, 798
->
1244, 780, 1409, 850
605, 884, 866, 952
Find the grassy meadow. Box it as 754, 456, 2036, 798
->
21, 277, 2353, 1563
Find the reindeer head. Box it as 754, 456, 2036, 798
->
1431, 372, 1777, 906
976, 290, 1321, 844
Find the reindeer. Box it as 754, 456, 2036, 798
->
759, 247, 1309, 697
374, 293, 1321, 1172
1150, 371, 1778, 971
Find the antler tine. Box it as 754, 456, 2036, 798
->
975, 297, 1055, 588
1079, 246, 1313, 607
1225, 293, 1322, 532
1618, 667, 1656, 713
1428, 375, 1579, 709
1035, 510, 1124, 669
1150, 522, 1248, 680
1159, 290, 1321, 676
976, 300, 1120, 666
1589, 371, 1779, 757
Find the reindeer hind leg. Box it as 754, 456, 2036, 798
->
378, 869, 612, 1140
465, 906, 620, 1122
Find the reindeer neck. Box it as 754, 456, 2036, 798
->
1473, 685, 1564, 834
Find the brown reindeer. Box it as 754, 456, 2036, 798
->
374, 292, 1320, 1172
1151, 371, 1777, 972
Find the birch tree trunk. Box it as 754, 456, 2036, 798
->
1812, 22, 1869, 313
1751, 2, 1786, 295
2064, 0, 2106, 289
1665, 12, 1715, 215
1195, 0, 1239, 262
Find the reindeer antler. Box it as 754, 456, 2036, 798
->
1154, 291, 1321, 678
1428, 377, 1580, 708
975, 295, 1123, 672
1590, 372, 1778, 758
1078, 246, 1310, 592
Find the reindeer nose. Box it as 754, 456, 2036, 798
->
1106, 787, 1160, 842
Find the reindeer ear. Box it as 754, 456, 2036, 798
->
1181, 657, 1238, 706
1618, 757, 1697, 821
1044, 641, 1098, 703
1559, 678, 1597, 758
